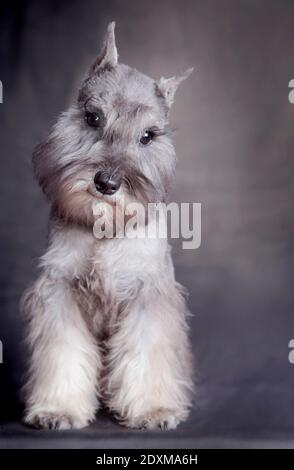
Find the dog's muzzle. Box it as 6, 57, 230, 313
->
94, 171, 121, 196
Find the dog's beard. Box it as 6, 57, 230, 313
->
51, 160, 162, 232
54, 177, 95, 227
54, 175, 149, 236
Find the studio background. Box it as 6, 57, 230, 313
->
0, 0, 294, 448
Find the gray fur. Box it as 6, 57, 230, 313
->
22, 22, 193, 431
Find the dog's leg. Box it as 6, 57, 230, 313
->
22, 273, 100, 430
105, 283, 193, 430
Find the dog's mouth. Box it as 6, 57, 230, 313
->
87, 185, 121, 203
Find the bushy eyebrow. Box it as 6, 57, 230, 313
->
148, 124, 177, 138
83, 97, 103, 112
82, 96, 172, 138
147, 125, 168, 137
115, 101, 152, 120
130, 103, 153, 117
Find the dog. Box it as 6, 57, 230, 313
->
21, 22, 193, 431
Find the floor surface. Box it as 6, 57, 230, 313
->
1, 385, 294, 449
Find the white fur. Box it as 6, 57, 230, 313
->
22, 211, 193, 430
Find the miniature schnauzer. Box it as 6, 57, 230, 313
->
21, 22, 193, 431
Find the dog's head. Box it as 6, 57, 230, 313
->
33, 22, 193, 226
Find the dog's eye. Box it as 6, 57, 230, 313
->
85, 111, 102, 128
140, 129, 154, 146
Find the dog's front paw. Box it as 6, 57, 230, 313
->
123, 409, 185, 431
24, 412, 88, 430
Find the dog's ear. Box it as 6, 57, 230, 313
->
91, 22, 118, 72
156, 67, 194, 108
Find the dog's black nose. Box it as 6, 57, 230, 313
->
94, 171, 121, 195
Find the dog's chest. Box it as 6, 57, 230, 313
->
93, 236, 164, 290
69, 222, 169, 325
82, 234, 166, 305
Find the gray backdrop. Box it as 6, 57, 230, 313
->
0, 0, 294, 448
